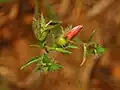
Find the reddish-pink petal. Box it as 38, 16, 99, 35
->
64, 25, 83, 40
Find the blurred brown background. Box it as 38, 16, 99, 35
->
0, 0, 120, 90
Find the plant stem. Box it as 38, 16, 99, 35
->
80, 43, 87, 66
35, 0, 39, 19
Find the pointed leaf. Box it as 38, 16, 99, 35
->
32, 18, 41, 40
40, 13, 46, 27
20, 56, 41, 70
48, 63, 63, 71
42, 53, 51, 63
46, 20, 62, 26
66, 44, 78, 49
88, 30, 96, 42
96, 45, 106, 54
45, 24, 60, 31
53, 47, 72, 54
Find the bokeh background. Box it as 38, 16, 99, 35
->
0, 0, 120, 90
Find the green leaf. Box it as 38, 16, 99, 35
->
48, 63, 63, 71
88, 30, 96, 42
48, 20, 62, 25
20, 56, 41, 70
96, 45, 106, 54
45, 24, 60, 31
36, 53, 63, 72
40, 13, 46, 27
66, 44, 78, 49
42, 53, 51, 63
23, 53, 63, 72
32, 18, 41, 41
52, 47, 72, 54
29, 43, 44, 49
86, 43, 106, 55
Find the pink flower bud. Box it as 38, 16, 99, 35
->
64, 25, 83, 40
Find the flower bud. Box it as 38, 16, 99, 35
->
56, 35, 68, 47
64, 25, 83, 40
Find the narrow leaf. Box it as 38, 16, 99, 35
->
53, 47, 72, 54
40, 13, 46, 27
45, 24, 60, 31
66, 44, 78, 49
20, 56, 41, 70
88, 30, 96, 42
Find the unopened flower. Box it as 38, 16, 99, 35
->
56, 25, 83, 47
64, 25, 83, 40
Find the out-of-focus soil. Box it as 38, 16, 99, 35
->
0, 0, 120, 90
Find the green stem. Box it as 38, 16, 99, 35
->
35, 0, 40, 19
88, 30, 96, 42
